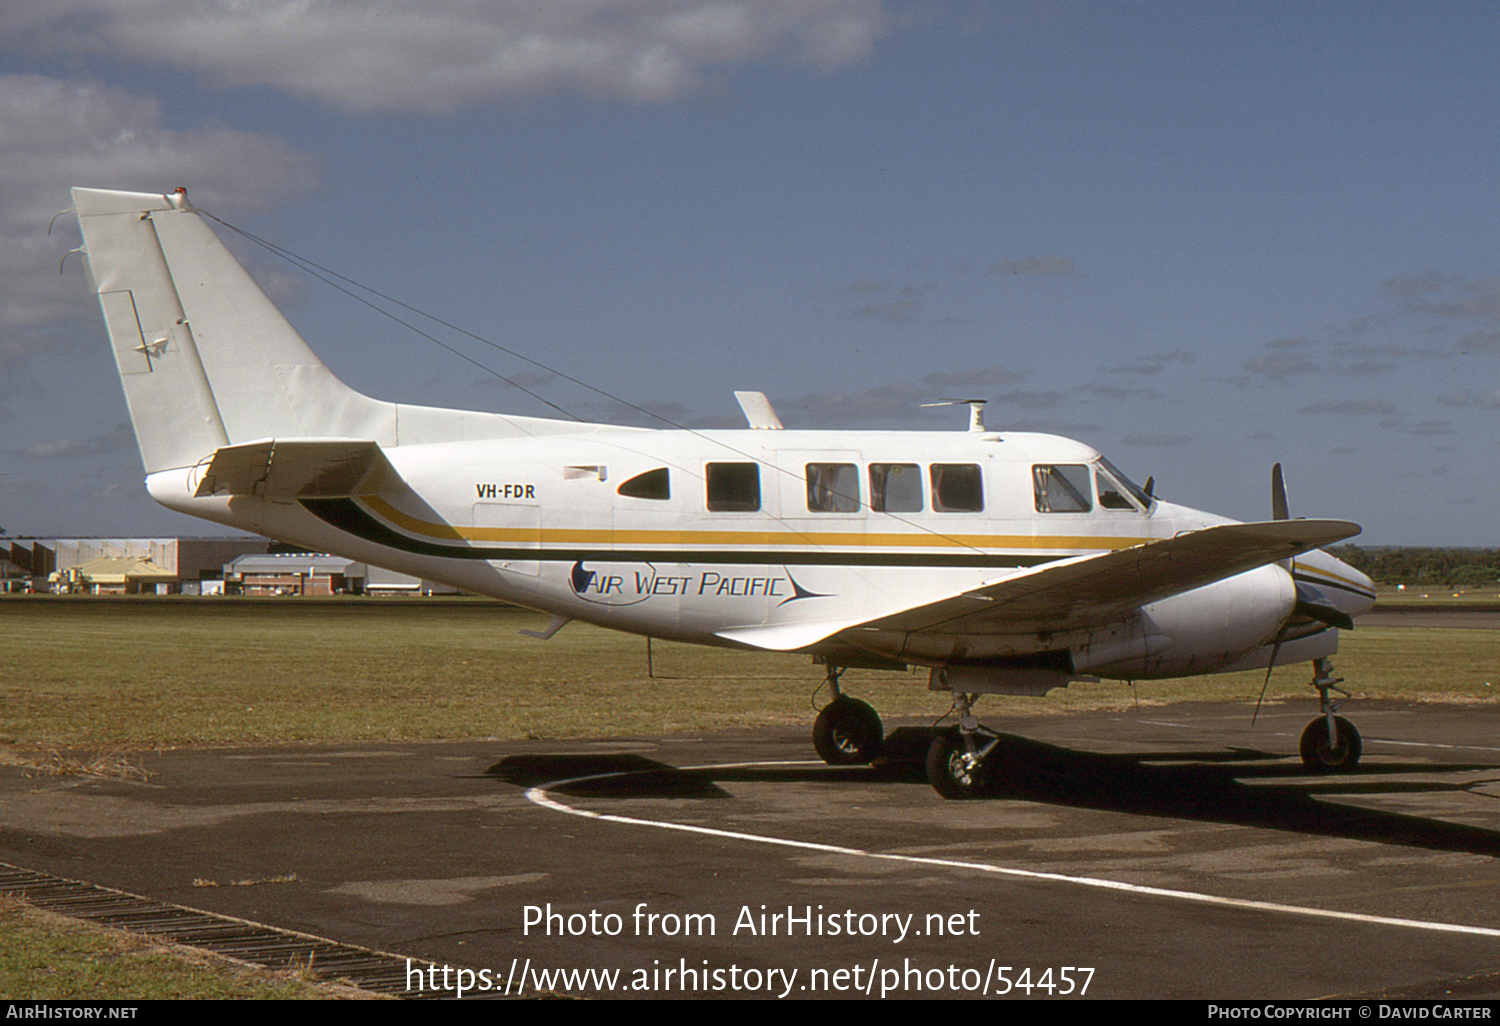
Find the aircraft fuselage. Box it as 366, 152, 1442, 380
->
143, 425, 1374, 687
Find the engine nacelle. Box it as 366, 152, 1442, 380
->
1086, 563, 1297, 679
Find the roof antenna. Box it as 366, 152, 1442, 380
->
921, 397, 987, 432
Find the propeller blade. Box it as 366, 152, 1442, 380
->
1252, 630, 1286, 727
1271, 462, 1289, 521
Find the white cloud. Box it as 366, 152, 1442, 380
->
1296, 398, 1398, 416
1383, 272, 1500, 322
851, 298, 918, 324
1458, 329, 1500, 354
766, 365, 1028, 427
1, 1, 887, 114
0, 73, 319, 418
988, 254, 1074, 276
1438, 389, 1500, 410
18, 422, 135, 459
1121, 432, 1193, 447
1243, 351, 1318, 379
1081, 383, 1164, 402
1104, 350, 1194, 375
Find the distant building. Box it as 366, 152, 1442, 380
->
1, 535, 457, 596
3, 536, 270, 594
0, 548, 32, 593
223, 553, 364, 596
50, 556, 176, 595
365, 565, 459, 596
221, 553, 459, 596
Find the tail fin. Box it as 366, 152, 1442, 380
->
74, 188, 229, 473
73, 187, 394, 474
74, 187, 632, 477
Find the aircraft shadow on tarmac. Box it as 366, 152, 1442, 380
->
487, 726, 1500, 859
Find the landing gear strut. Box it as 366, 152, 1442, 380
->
1299, 656, 1361, 772
925, 689, 1001, 799
811, 664, 884, 765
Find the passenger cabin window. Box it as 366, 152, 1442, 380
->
706, 462, 760, 511
806, 463, 860, 512
1033, 464, 1092, 512
617, 467, 670, 500
930, 464, 983, 512
869, 463, 922, 512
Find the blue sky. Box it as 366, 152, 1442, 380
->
1, 2, 1496, 545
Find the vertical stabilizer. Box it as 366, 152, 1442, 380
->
73, 187, 396, 474
75, 187, 633, 478
73, 189, 230, 473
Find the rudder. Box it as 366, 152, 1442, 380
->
74, 188, 230, 474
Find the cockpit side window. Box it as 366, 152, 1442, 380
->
806, 463, 860, 512
1095, 467, 1136, 510
1033, 464, 1093, 512
930, 464, 983, 512
1098, 457, 1153, 510
869, 463, 922, 512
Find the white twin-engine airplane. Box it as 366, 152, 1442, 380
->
72, 186, 1377, 798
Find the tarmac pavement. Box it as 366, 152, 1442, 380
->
4, 699, 1500, 1000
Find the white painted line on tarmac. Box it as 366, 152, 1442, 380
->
525, 760, 1500, 941
1365, 738, 1500, 753
1139, 718, 1500, 754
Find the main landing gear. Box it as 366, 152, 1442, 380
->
925, 691, 1003, 799
811, 664, 884, 765
808, 671, 1000, 798
1299, 656, 1362, 772
809, 668, 999, 799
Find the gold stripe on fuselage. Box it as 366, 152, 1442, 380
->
361, 495, 1150, 554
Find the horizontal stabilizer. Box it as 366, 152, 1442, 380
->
192, 438, 402, 498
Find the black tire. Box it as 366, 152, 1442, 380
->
812, 696, 884, 765
1300, 715, 1362, 772
926, 731, 988, 799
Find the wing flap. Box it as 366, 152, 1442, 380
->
714, 519, 1359, 654
192, 438, 402, 498
715, 619, 869, 652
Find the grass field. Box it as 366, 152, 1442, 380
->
0, 898, 372, 1000
1375, 584, 1500, 606
2, 594, 1494, 749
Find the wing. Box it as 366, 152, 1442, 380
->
192, 438, 402, 498
717, 518, 1360, 651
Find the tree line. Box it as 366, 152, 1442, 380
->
1327, 545, 1500, 587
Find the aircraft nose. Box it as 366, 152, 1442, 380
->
1328, 555, 1376, 617
1294, 548, 1376, 622
1351, 566, 1376, 613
